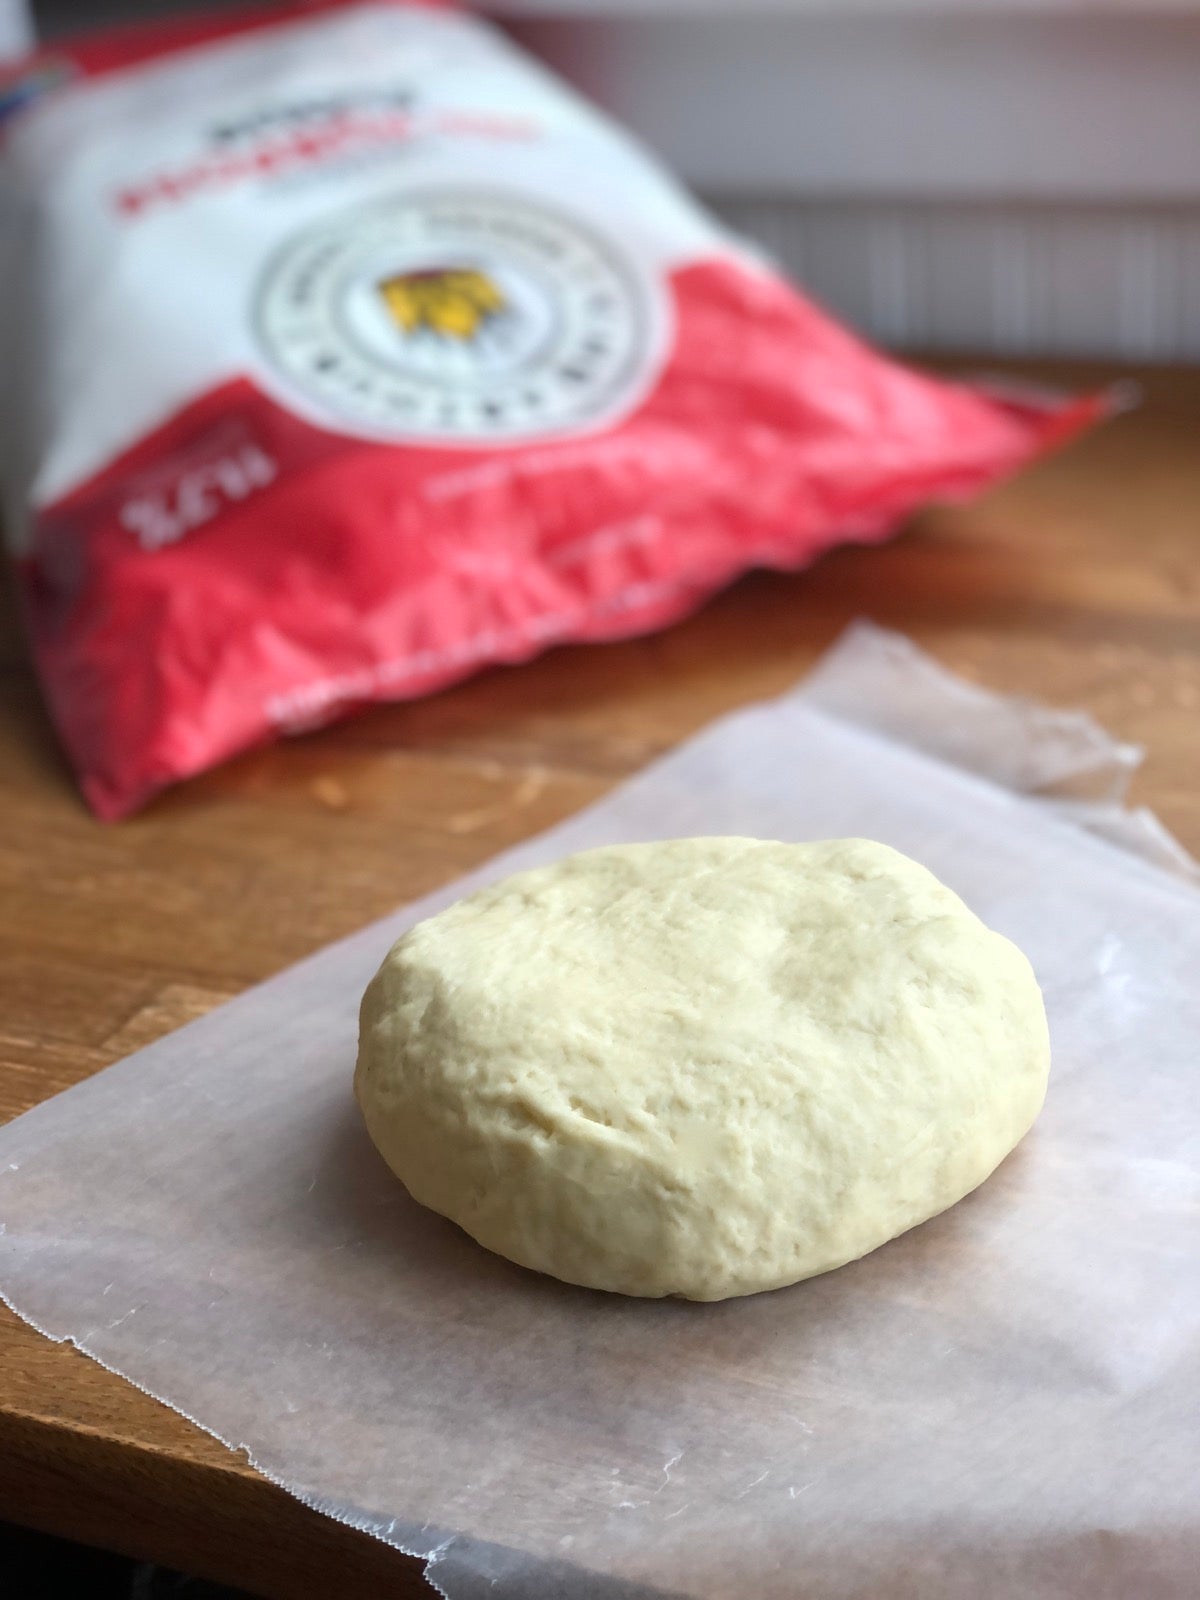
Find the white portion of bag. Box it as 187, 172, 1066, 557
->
1, 624, 1197, 1599
0, 2, 729, 544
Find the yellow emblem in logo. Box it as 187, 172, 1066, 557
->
378, 267, 506, 341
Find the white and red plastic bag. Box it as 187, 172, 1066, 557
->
0, 0, 1102, 818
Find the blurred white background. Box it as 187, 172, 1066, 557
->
497, 1, 1200, 360
0, 0, 31, 52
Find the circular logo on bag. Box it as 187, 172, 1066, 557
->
255, 191, 667, 444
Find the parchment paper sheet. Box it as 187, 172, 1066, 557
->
2, 623, 1198, 1600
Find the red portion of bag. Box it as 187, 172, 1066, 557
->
19, 257, 1102, 819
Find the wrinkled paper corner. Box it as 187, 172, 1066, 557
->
1, 622, 1197, 1600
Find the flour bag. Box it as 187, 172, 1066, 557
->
0, 0, 1101, 816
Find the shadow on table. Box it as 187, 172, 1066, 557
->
0, 1520, 258, 1600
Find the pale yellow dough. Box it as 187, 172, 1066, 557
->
355, 838, 1049, 1300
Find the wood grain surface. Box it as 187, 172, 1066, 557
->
1, 361, 1197, 1597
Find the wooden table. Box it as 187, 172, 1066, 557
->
2, 361, 1198, 1598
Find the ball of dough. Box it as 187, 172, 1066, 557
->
355, 838, 1049, 1300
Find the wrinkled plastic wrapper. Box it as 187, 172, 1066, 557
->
2, 622, 1198, 1599
0, 0, 1102, 818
